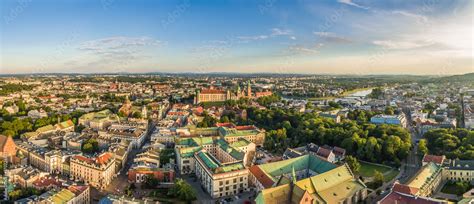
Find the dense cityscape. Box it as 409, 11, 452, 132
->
0, 73, 472, 203
1, 0, 473, 203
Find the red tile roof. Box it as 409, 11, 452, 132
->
392, 183, 419, 195
32, 177, 62, 188
68, 185, 89, 195
316, 147, 333, 158
235, 125, 256, 130
379, 191, 446, 204
216, 122, 235, 128
333, 146, 346, 156
249, 165, 274, 188
96, 153, 113, 165
73, 153, 113, 165
422, 155, 445, 165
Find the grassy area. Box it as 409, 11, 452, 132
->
359, 162, 392, 177
384, 170, 400, 182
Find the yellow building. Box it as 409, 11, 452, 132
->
445, 160, 474, 182
70, 152, 116, 190
403, 162, 443, 197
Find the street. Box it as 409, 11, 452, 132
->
91, 121, 156, 202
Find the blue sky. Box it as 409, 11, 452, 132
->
0, 0, 472, 74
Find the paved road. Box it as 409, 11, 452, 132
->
91, 121, 156, 201
367, 111, 422, 202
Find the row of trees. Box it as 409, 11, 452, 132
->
0, 110, 85, 138
424, 128, 474, 159
248, 107, 411, 166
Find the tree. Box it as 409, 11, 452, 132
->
373, 170, 385, 187
132, 111, 142, 118
196, 112, 217, 128
82, 139, 99, 154
82, 143, 94, 153
159, 148, 175, 165
168, 179, 197, 202
384, 106, 395, 115
417, 139, 428, 155
345, 156, 360, 174
0, 159, 4, 175
144, 175, 160, 188
368, 87, 383, 99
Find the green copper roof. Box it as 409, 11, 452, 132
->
176, 137, 214, 147
179, 146, 202, 158
229, 138, 251, 148
218, 126, 259, 137
216, 139, 244, 160
258, 154, 337, 179
197, 152, 219, 169
216, 163, 245, 173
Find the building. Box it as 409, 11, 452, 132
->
175, 136, 256, 174
174, 136, 255, 198
118, 96, 132, 116
15, 185, 90, 204
395, 162, 443, 197
98, 121, 148, 149
128, 166, 175, 184
27, 109, 48, 119
193, 138, 255, 198
0, 134, 17, 162
78, 110, 119, 130
283, 143, 346, 163
319, 112, 342, 123
22, 120, 75, 141
69, 153, 116, 189
380, 155, 474, 203
378, 191, 448, 204
445, 160, 474, 182
249, 154, 338, 191
194, 82, 254, 104
252, 155, 367, 204
422, 154, 445, 166
370, 114, 407, 127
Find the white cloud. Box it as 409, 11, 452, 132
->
392, 10, 428, 23
236, 35, 269, 41
314, 32, 352, 43
271, 28, 292, 36
372, 40, 434, 49
79, 36, 160, 53
237, 28, 295, 42
288, 43, 323, 54
77, 36, 160, 71
337, 0, 369, 10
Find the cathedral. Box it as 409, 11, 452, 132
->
194, 81, 252, 104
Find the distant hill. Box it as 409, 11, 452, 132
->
424, 72, 474, 83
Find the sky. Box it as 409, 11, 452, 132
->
0, 0, 472, 75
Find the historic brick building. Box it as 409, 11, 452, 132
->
0, 134, 17, 162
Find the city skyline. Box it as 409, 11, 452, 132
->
0, 0, 473, 75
